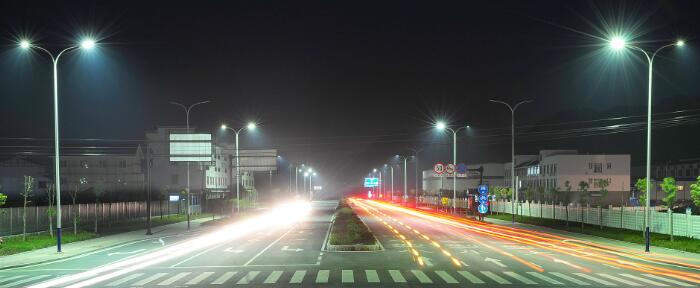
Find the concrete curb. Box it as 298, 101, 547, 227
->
323, 203, 383, 252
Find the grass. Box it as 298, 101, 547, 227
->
487, 213, 700, 254
0, 232, 96, 256
329, 201, 375, 245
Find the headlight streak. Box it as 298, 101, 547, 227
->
30, 201, 312, 288
362, 199, 700, 284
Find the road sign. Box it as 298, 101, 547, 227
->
169, 195, 180, 202
478, 184, 489, 195
364, 177, 379, 187
478, 203, 488, 214
478, 195, 488, 203
456, 163, 467, 174
434, 162, 445, 174
441, 197, 449, 205
445, 163, 455, 174
169, 133, 213, 162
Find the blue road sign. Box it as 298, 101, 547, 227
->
456, 163, 467, 174
478, 195, 488, 203
478, 184, 488, 195
478, 203, 488, 214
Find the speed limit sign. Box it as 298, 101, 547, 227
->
433, 162, 445, 174
445, 163, 455, 174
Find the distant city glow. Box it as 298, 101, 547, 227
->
609, 37, 626, 50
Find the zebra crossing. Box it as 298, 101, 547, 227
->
0, 270, 696, 287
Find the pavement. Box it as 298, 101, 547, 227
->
0, 199, 698, 287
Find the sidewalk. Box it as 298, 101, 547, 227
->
0, 216, 221, 270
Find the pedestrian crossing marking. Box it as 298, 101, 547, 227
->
526, 272, 563, 285
185, 272, 214, 285
550, 272, 590, 285
574, 273, 616, 286
504, 271, 537, 284
458, 271, 485, 284
642, 274, 695, 287
158, 272, 190, 285
211, 271, 237, 285
365, 270, 380, 283
132, 272, 167, 286
264, 271, 283, 284
236, 271, 260, 284
0, 275, 51, 288
389, 270, 406, 283
315, 270, 329, 283
106, 273, 143, 286
620, 273, 668, 286
411, 270, 433, 283
597, 273, 642, 286
435, 270, 458, 284
342, 270, 354, 283
0, 275, 27, 285
290, 270, 306, 284
481, 271, 511, 284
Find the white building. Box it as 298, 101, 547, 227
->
57, 149, 145, 199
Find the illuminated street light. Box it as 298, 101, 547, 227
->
19, 40, 30, 49
221, 122, 257, 213
247, 122, 256, 130
80, 39, 96, 49
609, 37, 626, 50
435, 121, 469, 214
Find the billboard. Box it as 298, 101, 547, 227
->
169, 133, 213, 162
237, 149, 278, 172
364, 177, 378, 187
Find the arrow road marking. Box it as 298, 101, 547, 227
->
281, 246, 304, 252
485, 257, 507, 268
108, 249, 146, 256
224, 247, 244, 253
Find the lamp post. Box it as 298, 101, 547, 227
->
221, 122, 256, 214
19, 38, 97, 252
435, 122, 469, 213
407, 147, 423, 207
384, 164, 394, 202
396, 155, 412, 202
489, 99, 531, 224
310, 172, 317, 200
606, 37, 684, 252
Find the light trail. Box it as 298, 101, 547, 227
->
30, 201, 312, 288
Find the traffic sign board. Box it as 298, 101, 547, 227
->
478, 195, 488, 203
478, 204, 488, 214
445, 163, 455, 174
478, 184, 489, 194
434, 162, 445, 174
456, 163, 467, 174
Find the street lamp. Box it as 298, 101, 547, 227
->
435, 122, 469, 213
489, 99, 532, 224
605, 36, 685, 252
19, 38, 97, 252
221, 122, 257, 214
384, 164, 394, 202
310, 172, 318, 200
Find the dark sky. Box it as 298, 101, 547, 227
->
1, 0, 699, 196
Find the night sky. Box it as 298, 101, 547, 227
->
1, 0, 699, 197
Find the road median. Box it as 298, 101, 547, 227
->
324, 199, 382, 252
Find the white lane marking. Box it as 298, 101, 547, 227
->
185, 272, 214, 285
236, 271, 260, 284
211, 271, 237, 285
485, 257, 507, 268
107, 249, 147, 256
411, 270, 433, 284
549, 272, 590, 286
132, 273, 167, 286
389, 270, 406, 283
315, 270, 329, 283
573, 273, 616, 286
105, 273, 143, 286
597, 273, 642, 286
223, 247, 244, 253
281, 246, 303, 252
619, 274, 668, 286
170, 243, 227, 268
504, 271, 537, 284
290, 270, 306, 284
342, 270, 354, 283
244, 225, 297, 266
642, 274, 695, 287
365, 270, 380, 283
0, 276, 27, 284
526, 272, 563, 285
481, 271, 511, 284
264, 271, 283, 284
458, 271, 485, 284
435, 271, 459, 284
158, 272, 190, 285
0, 275, 51, 287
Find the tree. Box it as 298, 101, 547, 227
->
635, 178, 648, 207
46, 184, 55, 238
660, 177, 678, 241
578, 181, 590, 205
691, 176, 700, 210
21, 175, 34, 241
595, 179, 610, 206
536, 186, 545, 203
563, 180, 572, 205
70, 177, 87, 235
525, 186, 535, 216
0, 184, 6, 207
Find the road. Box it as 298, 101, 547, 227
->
0, 199, 698, 287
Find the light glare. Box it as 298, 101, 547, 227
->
247, 122, 256, 130
676, 40, 685, 47
220, 124, 227, 130
81, 39, 96, 49
436, 121, 446, 130
609, 37, 626, 50
20, 40, 31, 49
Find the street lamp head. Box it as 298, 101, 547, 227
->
19, 40, 31, 49
220, 124, 227, 130
676, 39, 685, 47
298, 169, 302, 172
609, 37, 626, 50
307, 168, 313, 173
80, 39, 96, 49
373, 168, 377, 172
304, 172, 309, 177
435, 121, 447, 130
313, 172, 317, 176
466, 125, 471, 128
246, 122, 256, 130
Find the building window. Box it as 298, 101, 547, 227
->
171, 174, 179, 185
119, 160, 127, 168
607, 162, 612, 169
593, 163, 602, 173
80, 161, 89, 168
99, 160, 107, 168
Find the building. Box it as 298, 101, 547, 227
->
0, 157, 51, 200
422, 163, 505, 197
631, 158, 700, 205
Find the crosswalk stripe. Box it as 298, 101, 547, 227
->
481, 271, 511, 284
264, 271, 283, 284
619, 274, 668, 286
526, 272, 563, 285
435, 271, 458, 284
290, 270, 306, 284
549, 272, 590, 286
458, 271, 485, 284
504, 271, 537, 284
342, 270, 354, 283
365, 270, 380, 283
0, 275, 28, 285
597, 273, 642, 286
411, 270, 433, 284
642, 274, 695, 287
0, 275, 51, 287
132, 273, 167, 286
315, 270, 329, 283
158, 272, 190, 285
389, 270, 406, 283
236, 271, 260, 284
185, 272, 214, 285
106, 273, 143, 286
573, 273, 617, 286
211, 272, 237, 285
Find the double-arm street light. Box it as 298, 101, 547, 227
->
19, 38, 97, 252
407, 147, 424, 206
384, 164, 394, 201
395, 155, 413, 202
606, 36, 685, 252
489, 99, 531, 224
435, 122, 470, 213
221, 122, 256, 213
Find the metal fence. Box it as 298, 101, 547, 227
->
0, 201, 201, 237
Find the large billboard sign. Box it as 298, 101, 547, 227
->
364, 177, 379, 187
237, 149, 278, 172
169, 133, 213, 162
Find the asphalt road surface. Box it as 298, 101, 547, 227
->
1, 199, 699, 287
